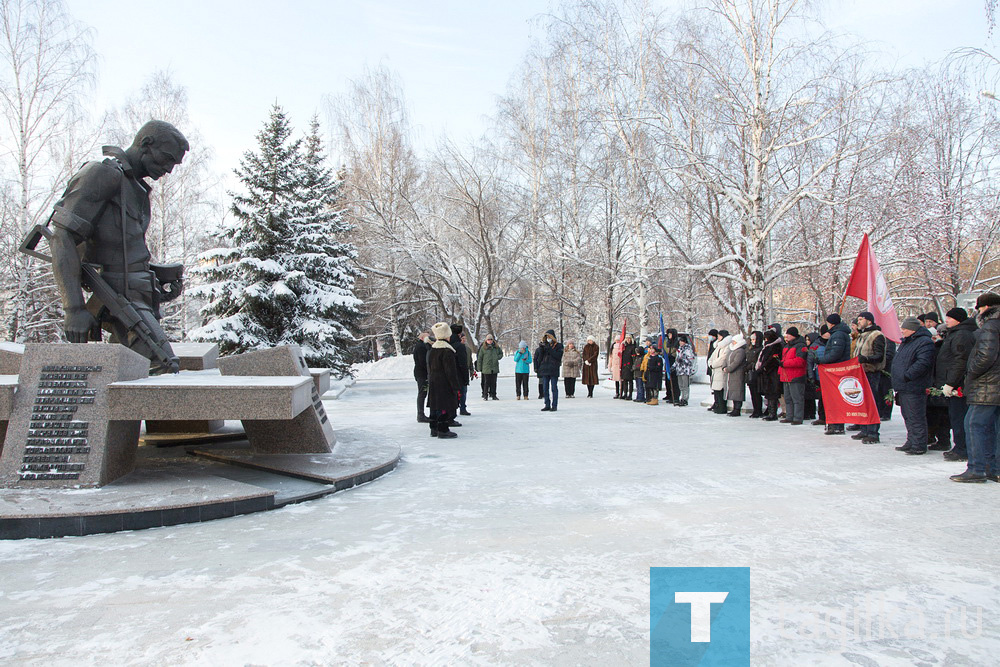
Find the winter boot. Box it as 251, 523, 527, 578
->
950, 469, 987, 482
437, 425, 457, 439
646, 397, 658, 405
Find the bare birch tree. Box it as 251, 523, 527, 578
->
0, 0, 95, 342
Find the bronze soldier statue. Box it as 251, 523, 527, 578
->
22, 121, 189, 373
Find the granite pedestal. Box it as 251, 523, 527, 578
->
0, 344, 149, 489
218, 346, 335, 454
145, 343, 223, 436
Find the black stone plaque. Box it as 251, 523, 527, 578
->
16, 366, 101, 481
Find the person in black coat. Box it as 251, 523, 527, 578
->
935, 308, 978, 460
757, 330, 783, 420
745, 331, 765, 417
413, 330, 431, 423
533, 339, 545, 399
664, 328, 680, 404
427, 322, 460, 438
645, 346, 664, 405
951, 294, 1000, 481
620, 334, 636, 400
706, 329, 719, 379
891, 317, 937, 454
537, 329, 563, 412
450, 324, 471, 416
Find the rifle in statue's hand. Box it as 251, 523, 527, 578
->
19, 224, 180, 374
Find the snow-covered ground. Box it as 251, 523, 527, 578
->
0, 374, 997, 665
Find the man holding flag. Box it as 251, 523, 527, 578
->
819, 233, 902, 437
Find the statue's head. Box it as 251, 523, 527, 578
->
130, 120, 189, 180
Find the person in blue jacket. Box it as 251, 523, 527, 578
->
513, 341, 532, 400
891, 317, 937, 454
819, 314, 852, 434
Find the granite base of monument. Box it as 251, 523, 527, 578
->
0, 343, 398, 539
0, 344, 149, 489
218, 345, 335, 454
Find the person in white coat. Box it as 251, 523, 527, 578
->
709, 334, 733, 414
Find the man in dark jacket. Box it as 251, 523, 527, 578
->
819, 314, 852, 434
936, 308, 978, 461
413, 330, 431, 423
853, 312, 886, 443
537, 329, 564, 412
533, 339, 545, 399
891, 317, 936, 454
450, 324, 470, 419
951, 293, 1000, 482
706, 329, 719, 379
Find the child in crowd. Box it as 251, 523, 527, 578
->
644, 346, 664, 405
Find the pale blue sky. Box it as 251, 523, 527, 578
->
65, 0, 993, 176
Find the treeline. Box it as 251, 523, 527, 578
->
2, 0, 999, 368
329, 0, 1000, 356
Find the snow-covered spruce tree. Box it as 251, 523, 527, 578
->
188, 104, 304, 355
190, 105, 361, 374
284, 116, 362, 374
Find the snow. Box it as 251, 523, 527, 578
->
0, 379, 996, 664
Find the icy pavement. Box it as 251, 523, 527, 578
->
0, 378, 997, 665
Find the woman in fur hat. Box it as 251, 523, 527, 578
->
427, 322, 460, 438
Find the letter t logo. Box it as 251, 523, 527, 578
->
674, 591, 729, 642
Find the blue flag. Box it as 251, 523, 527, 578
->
659, 313, 671, 378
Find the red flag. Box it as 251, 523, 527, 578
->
616, 318, 627, 367
844, 233, 903, 343
818, 359, 881, 425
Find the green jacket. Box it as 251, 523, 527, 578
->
476, 342, 504, 374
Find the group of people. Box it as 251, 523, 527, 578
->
412, 324, 594, 437
410, 293, 999, 484
702, 293, 1000, 484
606, 330, 698, 406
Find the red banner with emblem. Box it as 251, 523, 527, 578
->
843, 233, 903, 343
818, 359, 881, 425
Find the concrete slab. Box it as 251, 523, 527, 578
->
0, 374, 17, 419
107, 375, 314, 421
0, 342, 24, 374
309, 368, 331, 395
0, 464, 275, 519
218, 346, 335, 454
170, 343, 219, 371
190, 440, 401, 486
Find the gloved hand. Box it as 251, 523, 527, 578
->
584, 361, 591, 366
942, 384, 954, 397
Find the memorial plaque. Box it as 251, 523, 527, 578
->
0, 344, 149, 488
217, 345, 335, 454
